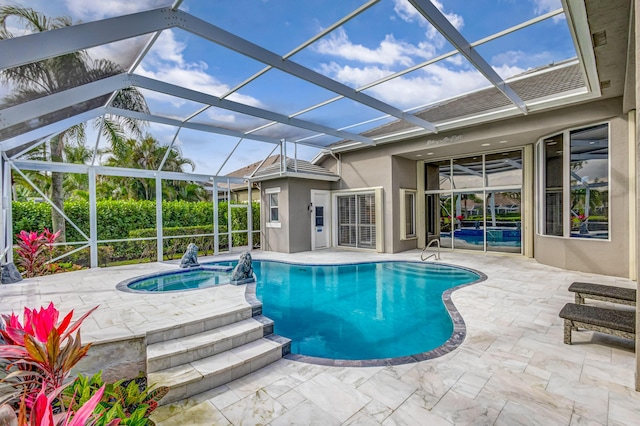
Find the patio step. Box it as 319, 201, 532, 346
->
146, 304, 290, 406
145, 305, 255, 345
149, 336, 289, 405
147, 316, 273, 373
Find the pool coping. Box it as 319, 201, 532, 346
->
242, 259, 488, 367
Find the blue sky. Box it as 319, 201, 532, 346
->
1, 0, 575, 176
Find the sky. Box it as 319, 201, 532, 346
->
0, 0, 576, 176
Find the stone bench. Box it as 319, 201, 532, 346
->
559, 303, 635, 345
568, 282, 636, 306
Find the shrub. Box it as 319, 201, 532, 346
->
14, 228, 60, 277
62, 372, 168, 426
0, 303, 102, 424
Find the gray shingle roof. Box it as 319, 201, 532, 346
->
349, 62, 585, 141
251, 157, 337, 179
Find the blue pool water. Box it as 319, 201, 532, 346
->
123, 266, 232, 292
249, 260, 480, 360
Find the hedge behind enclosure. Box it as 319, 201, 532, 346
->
12, 200, 260, 243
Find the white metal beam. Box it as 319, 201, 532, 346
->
0, 8, 176, 70
407, 0, 527, 115
0, 75, 128, 130
179, 13, 438, 132
0, 109, 105, 152
129, 75, 375, 145
104, 106, 283, 145
0, 72, 372, 148
0, 7, 437, 133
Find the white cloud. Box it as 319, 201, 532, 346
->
319, 62, 488, 109
317, 63, 394, 88
530, 0, 562, 14
65, 0, 168, 21
136, 30, 263, 109
491, 64, 527, 80
314, 28, 432, 66
393, 0, 464, 49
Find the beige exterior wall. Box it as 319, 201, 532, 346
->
534, 115, 631, 277
261, 179, 290, 253
260, 178, 330, 253
329, 150, 396, 252
392, 156, 418, 253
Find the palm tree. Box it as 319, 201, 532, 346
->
0, 6, 149, 241
103, 135, 196, 200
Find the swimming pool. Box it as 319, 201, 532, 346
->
246, 260, 483, 362
118, 265, 233, 292
118, 259, 484, 363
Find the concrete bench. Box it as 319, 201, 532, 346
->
568, 282, 636, 306
559, 303, 635, 345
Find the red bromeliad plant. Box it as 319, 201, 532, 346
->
0, 302, 98, 412
15, 229, 61, 277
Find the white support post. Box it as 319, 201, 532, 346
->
88, 167, 98, 268
227, 179, 232, 251
155, 174, 163, 262
0, 153, 6, 264
247, 181, 253, 250
213, 178, 219, 255
3, 159, 13, 263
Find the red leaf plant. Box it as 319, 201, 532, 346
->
15, 228, 60, 278
0, 302, 98, 418
19, 384, 118, 426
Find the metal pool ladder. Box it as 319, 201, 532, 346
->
421, 238, 441, 261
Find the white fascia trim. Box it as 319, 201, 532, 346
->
251, 171, 340, 183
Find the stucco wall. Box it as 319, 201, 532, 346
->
260, 178, 331, 253
392, 156, 418, 253
332, 151, 394, 252
260, 179, 289, 253
534, 115, 630, 277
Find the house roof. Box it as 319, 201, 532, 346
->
249, 156, 339, 182
324, 61, 585, 151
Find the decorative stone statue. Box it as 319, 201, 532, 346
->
180, 243, 200, 268
1, 262, 23, 284
231, 251, 254, 284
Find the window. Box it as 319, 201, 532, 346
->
538, 123, 609, 239
265, 187, 280, 228
400, 189, 416, 240
425, 150, 523, 253
269, 194, 279, 221
337, 193, 376, 249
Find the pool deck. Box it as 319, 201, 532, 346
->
2, 249, 639, 425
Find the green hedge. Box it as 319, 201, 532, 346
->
12, 200, 260, 240
12, 200, 260, 263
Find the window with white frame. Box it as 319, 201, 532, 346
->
266, 187, 280, 227
400, 189, 416, 240
537, 123, 609, 239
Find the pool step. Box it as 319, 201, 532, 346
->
149, 337, 287, 405
147, 316, 273, 373
146, 305, 254, 345
146, 305, 290, 406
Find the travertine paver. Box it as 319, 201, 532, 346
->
2, 250, 639, 425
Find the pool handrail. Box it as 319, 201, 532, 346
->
421, 238, 441, 261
